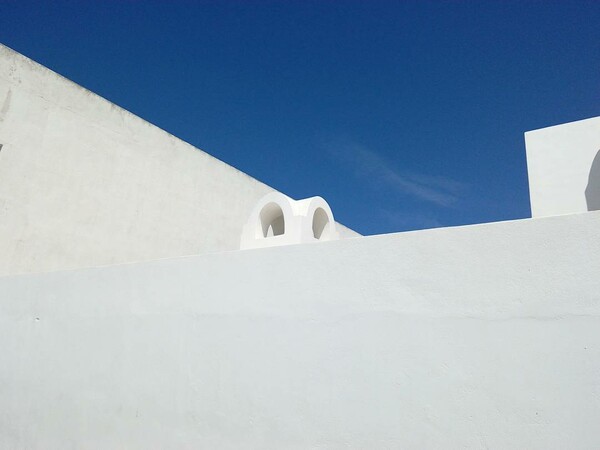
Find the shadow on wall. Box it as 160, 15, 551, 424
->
587, 150, 600, 211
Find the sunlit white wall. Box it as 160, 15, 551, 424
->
1, 212, 599, 449
0, 44, 358, 276
526, 116, 600, 217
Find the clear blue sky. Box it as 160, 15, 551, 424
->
2, 1, 599, 235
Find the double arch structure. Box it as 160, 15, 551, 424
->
240, 192, 340, 250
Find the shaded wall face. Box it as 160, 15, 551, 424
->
525, 116, 600, 217
586, 149, 600, 211
1, 212, 599, 449
0, 45, 358, 275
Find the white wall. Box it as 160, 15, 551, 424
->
1, 211, 599, 449
0, 44, 358, 276
525, 116, 600, 217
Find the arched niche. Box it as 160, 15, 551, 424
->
312, 207, 331, 239
259, 202, 285, 237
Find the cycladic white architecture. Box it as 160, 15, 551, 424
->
0, 44, 357, 277
240, 193, 340, 249
526, 116, 600, 217
1, 43, 600, 449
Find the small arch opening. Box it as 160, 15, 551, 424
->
259, 202, 285, 238
312, 207, 331, 240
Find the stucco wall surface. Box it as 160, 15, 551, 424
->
0, 44, 358, 276
1, 211, 599, 449
525, 116, 600, 217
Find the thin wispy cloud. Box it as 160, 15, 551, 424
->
324, 138, 467, 208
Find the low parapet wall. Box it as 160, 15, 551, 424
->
1, 211, 599, 448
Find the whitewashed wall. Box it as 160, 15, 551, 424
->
1, 211, 599, 449
0, 44, 358, 276
525, 116, 600, 217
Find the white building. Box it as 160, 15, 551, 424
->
1, 43, 599, 449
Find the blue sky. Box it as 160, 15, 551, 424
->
2, 1, 599, 235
